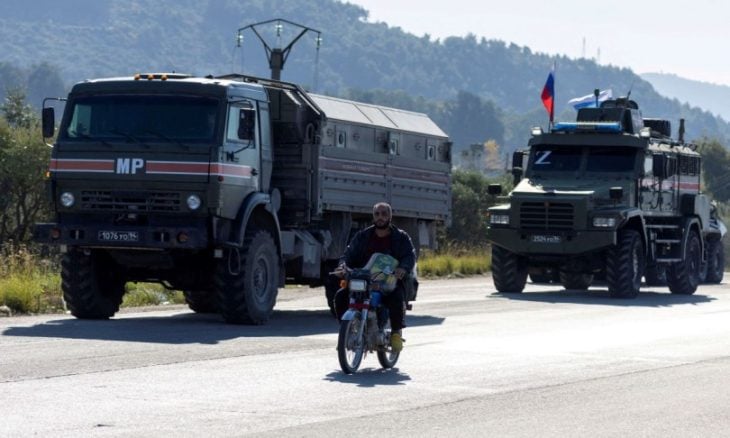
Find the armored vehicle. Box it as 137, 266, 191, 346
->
487, 98, 725, 298
36, 73, 451, 323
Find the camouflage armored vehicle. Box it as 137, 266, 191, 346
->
36, 73, 451, 323
487, 98, 726, 298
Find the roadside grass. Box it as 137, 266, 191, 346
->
1, 243, 490, 315
418, 246, 491, 278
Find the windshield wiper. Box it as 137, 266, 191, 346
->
108, 128, 150, 148
143, 129, 190, 150
68, 131, 113, 147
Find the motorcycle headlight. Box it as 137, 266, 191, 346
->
490, 214, 510, 225
592, 216, 617, 228
349, 279, 367, 292
186, 194, 201, 210
60, 192, 75, 208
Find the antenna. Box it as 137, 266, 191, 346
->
237, 18, 322, 81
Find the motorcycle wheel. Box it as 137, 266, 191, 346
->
376, 318, 400, 369
337, 314, 365, 374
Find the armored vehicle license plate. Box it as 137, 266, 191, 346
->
531, 234, 561, 244
98, 231, 139, 242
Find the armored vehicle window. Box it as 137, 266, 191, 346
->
530, 146, 581, 172
62, 95, 219, 143
585, 147, 637, 172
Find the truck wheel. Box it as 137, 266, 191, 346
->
667, 231, 701, 295
323, 260, 340, 318
559, 272, 593, 290
61, 249, 125, 319
215, 229, 279, 324
491, 245, 527, 293
704, 239, 725, 284
644, 265, 667, 286
183, 290, 218, 313
606, 229, 645, 299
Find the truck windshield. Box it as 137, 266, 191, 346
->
530, 145, 637, 174
530, 146, 582, 172
585, 146, 636, 172
61, 95, 220, 144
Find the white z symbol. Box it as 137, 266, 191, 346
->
535, 151, 552, 165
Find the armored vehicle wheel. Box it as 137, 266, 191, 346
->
559, 272, 593, 290
215, 229, 279, 324
61, 249, 125, 319
606, 229, 645, 299
644, 265, 667, 286
183, 290, 218, 313
704, 239, 725, 284
667, 231, 701, 295
491, 245, 528, 293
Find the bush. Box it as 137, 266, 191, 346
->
122, 283, 185, 308
419, 246, 491, 277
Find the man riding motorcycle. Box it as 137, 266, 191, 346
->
334, 202, 416, 352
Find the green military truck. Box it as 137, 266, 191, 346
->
487, 98, 726, 298
36, 73, 451, 323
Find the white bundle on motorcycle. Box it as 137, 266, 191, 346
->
363, 253, 399, 293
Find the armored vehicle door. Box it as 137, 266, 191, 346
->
640, 151, 677, 214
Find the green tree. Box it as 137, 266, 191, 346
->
1, 88, 37, 129
698, 137, 730, 202
446, 169, 511, 246
0, 96, 51, 243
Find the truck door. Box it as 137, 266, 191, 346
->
218, 102, 260, 218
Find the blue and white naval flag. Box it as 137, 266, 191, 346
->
568, 89, 613, 110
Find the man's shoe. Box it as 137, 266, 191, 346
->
390, 332, 403, 352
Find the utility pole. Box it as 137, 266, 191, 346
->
237, 18, 322, 81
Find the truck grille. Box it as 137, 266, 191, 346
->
80, 191, 181, 213
520, 202, 574, 230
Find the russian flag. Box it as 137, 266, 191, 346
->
541, 70, 555, 122
568, 89, 613, 110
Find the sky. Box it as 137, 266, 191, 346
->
347, 0, 730, 86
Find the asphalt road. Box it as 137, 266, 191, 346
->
1, 276, 729, 437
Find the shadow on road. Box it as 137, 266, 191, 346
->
323, 367, 411, 387
494, 286, 716, 307
2, 309, 444, 345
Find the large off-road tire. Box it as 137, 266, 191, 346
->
323, 260, 340, 318
667, 231, 701, 295
644, 265, 667, 286
61, 249, 125, 319
491, 245, 528, 293
704, 239, 725, 284
183, 290, 218, 313
337, 315, 365, 374
215, 229, 279, 324
559, 272, 593, 290
606, 229, 645, 299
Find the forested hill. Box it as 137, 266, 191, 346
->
1, 0, 728, 149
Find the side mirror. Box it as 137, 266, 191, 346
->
652, 154, 668, 179
42, 107, 55, 138
512, 167, 523, 185
487, 184, 502, 195
512, 150, 524, 169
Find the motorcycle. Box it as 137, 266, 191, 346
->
335, 253, 401, 374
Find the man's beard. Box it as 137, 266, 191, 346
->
374, 219, 391, 230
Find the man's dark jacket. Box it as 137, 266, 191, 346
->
340, 224, 416, 272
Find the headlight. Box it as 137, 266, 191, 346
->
349, 279, 367, 292
592, 217, 617, 228
186, 194, 201, 210
490, 214, 510, 225
60, 192, 75, 208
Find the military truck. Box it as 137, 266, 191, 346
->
487, 98, 726, 298
36, 73, 451, 323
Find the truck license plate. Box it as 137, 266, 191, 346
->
531, 234, 561, 244
98, 231, 139, 242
